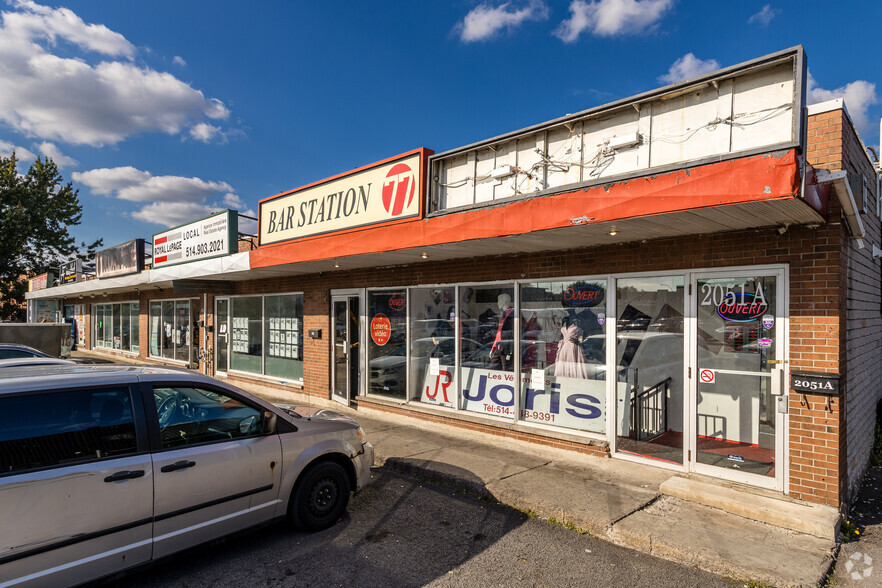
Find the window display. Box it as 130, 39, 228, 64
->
93, 302, 139, 353
519, 280, 607, 432
615, 276, 685, 463
223, 293, 304, 381
148, 299, 191, 362
265, 294, 303, 380
459, 285, 515, 417
230, 296, 262, 373
409, 287, 459, 407
368, 290, 407, 398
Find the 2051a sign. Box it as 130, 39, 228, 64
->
790, 372, 839, 395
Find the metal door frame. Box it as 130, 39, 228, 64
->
687, 265, 788, 492
214, 297, 230, 375
331, 289, 365, 405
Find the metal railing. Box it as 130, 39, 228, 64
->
630, 377, 672, 442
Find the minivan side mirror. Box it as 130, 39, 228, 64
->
261, 410, 277, 435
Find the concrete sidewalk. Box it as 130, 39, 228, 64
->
241, 384, 838, 587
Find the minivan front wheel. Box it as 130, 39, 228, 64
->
289, 461, 350, 531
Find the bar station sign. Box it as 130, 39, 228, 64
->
259, 149, 427, 246
152, 210, 238, 269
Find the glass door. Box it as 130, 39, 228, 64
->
691, 270, 785, 489
215, 298, 229, 374
332, 295, 361, 405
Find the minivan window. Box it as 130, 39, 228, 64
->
152, 386, 262, 449
0, 387, 137, 475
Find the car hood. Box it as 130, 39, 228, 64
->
275, 404, 358, 428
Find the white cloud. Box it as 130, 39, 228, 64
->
73, 166, 232, 203
189, 122, 222, 143
0, 139, 37, 162
173, 55, 186, 67
658, 53, 720, 84
456, 1, 549, 42
555, 0, 673, 42
36, 141, 77, 168
7, 0, 136, 58
808, 74, 878, 137
0, 1, 230, 146
73, 165, 245, 227
223, 192, 246, 209
131, 201, 221, 227
748, 4, 779, 26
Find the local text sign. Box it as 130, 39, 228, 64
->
153, 211, 236, 269
259, 151, 423, 245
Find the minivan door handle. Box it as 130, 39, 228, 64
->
104, 470, 145, 483
160, 460, 196, 473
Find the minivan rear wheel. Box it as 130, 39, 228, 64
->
289, 461, 350, 531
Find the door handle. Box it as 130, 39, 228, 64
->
767, 360, 787, 365
104, 470, 145, 483
160, 460, 196, 473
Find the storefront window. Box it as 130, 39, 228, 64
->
130, 302, 139, 354
148, 299, 191, 362
459, 284, 514, 417
150, 301, 160, 356
112, 304, 121, 349
93, 302, 139, 353
230, 296, 263, 374
367, 290, 407, 399
265, 294, 303, 380
161, 301, 174, 360
615, 276, 685, 463
407, 287, 458, 407
175, 301, 190, 362
519, 280, 607, 432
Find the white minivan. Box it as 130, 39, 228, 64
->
0, 365, 373, 587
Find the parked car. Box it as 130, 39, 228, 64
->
0, 364, 373, 586
0, 357, 76, 368
0, 342, 114, 364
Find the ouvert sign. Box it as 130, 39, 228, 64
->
258, 149, 428, 245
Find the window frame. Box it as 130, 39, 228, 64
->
91, 301, 140, 354
139, 381, 271, 453
223, 291, 305, 384
147, 298, 193, 364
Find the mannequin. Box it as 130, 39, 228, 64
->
556, 316, 589, 379
489, 293, 514, 370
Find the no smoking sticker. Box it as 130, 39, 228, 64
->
699, 369, 715, 384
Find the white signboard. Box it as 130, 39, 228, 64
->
153, 210, 237, 269
259, 150, 425, 245
420, 366, 606, 432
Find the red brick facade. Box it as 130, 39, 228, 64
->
54, 106, 881, 511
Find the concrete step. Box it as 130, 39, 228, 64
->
661, 476, 840, 540
608, 496, 836, 587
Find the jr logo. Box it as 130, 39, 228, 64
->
382, 163, 415, 216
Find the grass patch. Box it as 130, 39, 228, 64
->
547, 516, 591, 535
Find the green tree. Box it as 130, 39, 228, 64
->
0, 152, 102, 321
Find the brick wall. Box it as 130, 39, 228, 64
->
808, 108, 882, 506
232, 217, 844, 504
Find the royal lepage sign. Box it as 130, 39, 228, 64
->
259, 150, 426, 245
153, 210, 237, 269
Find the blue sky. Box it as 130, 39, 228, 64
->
0, 0, 880, 251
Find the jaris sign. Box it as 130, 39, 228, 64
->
259, 149, 429, 245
